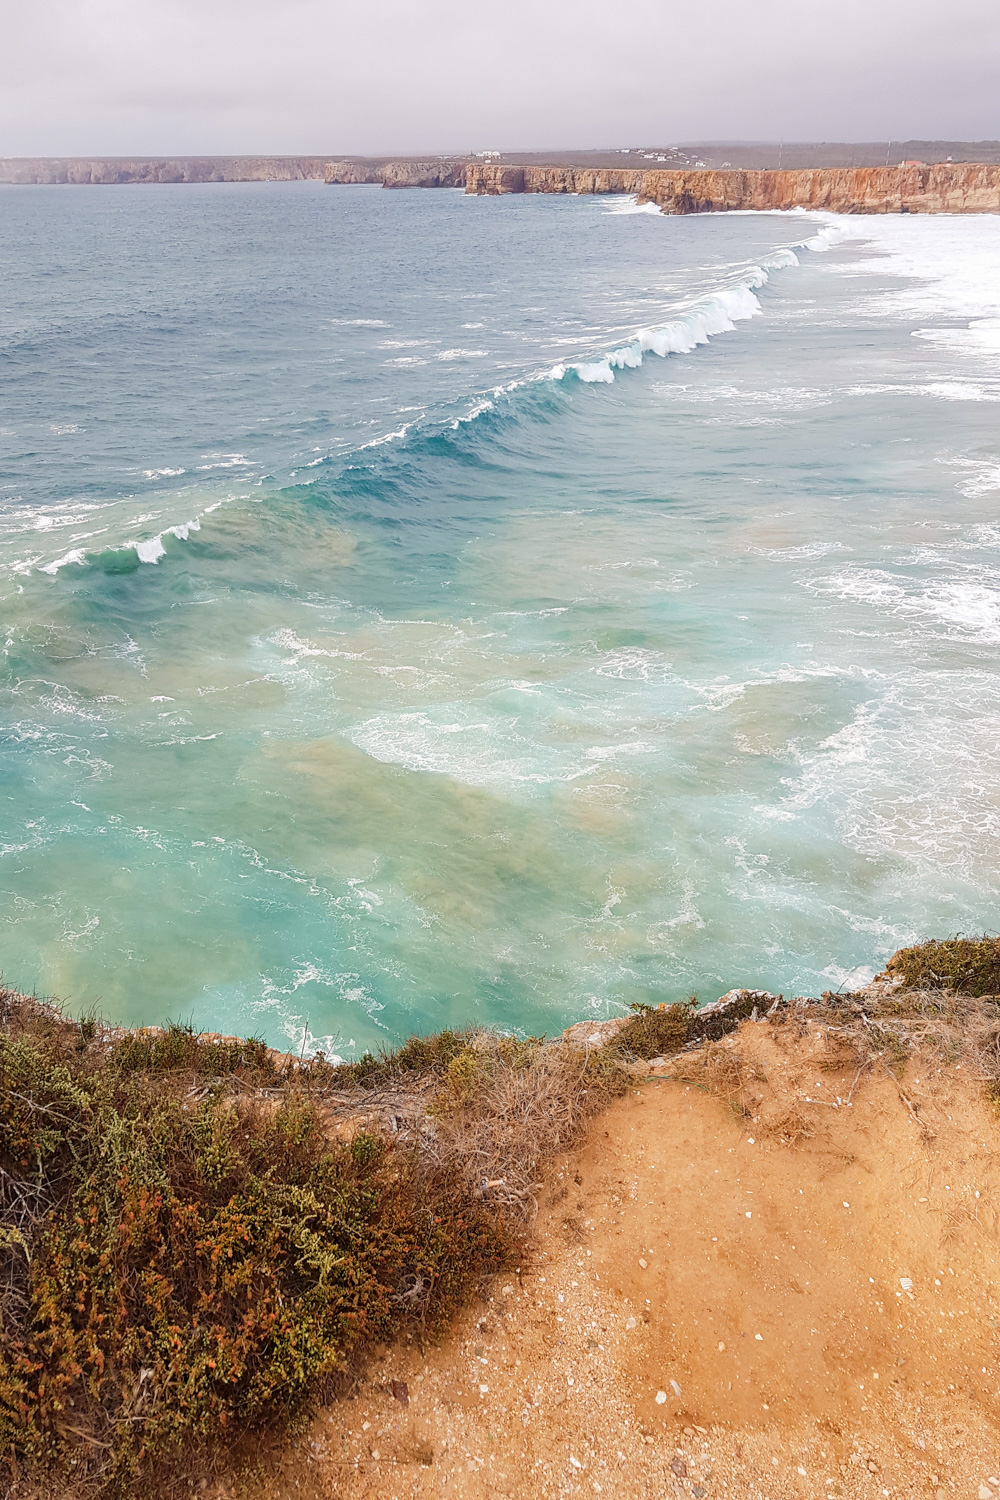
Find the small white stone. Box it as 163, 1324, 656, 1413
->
745, 1211, 752, 1219
755, 1334, 763, 1341
570, 1456, 583, 1469
978, 1487, 993, 1500
639, 1258, 648, 1269
655, 1390, 667, 1404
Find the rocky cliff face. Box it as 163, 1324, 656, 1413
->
465, 161, 1000, 213
0, 156, 336, 185
7, 157, 1000, 212
0, 156, 468, 188
324, 160, 465, 188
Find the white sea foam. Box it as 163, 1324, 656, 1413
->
358, 424, 413, 450
195, 454, 252, 471
602, 197, 664, 216
39, 548, 87, 574
134, 518, 201, 564
546, 250, 804, 386
347, 708, 655, 790
809, 567, 1000, 645
954, 460, 1000, 497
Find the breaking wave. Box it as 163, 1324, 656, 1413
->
547, 243, 814, 385
17, 217, 843, 579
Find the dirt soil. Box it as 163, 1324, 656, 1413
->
243, 1013, 1000, 1500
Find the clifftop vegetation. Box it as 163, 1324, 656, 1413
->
4, 934, 1000, 1497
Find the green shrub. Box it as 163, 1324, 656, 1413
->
605, 1000, 697, 1060
886, 937, 1000, 996
109, 1022, 278, 1080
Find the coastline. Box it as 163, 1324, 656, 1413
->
5, 155, 1000, 213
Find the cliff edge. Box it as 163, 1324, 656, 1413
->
465, 160, 1000, 214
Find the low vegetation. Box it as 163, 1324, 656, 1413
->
4, 935, 999, 1497
884, 935, 1000, 996
0, 994, 624, 1499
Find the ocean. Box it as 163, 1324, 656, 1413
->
2, 180, 999, 1056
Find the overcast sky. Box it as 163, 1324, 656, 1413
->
2, 0, 998, 157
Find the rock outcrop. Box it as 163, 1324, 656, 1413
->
465, 161, 1000, 214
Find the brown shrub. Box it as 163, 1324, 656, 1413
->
0, 995, 624, 1499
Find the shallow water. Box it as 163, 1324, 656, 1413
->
2, 182, 1000, 1053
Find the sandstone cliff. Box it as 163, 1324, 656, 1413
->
465, 161, 1000, 213
324, 159, 465, 187
0, 156, 337, 185
6, 156, 1000, 213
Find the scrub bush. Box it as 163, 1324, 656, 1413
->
885, 937, 1000, 996
0, 997, 514, 1497
606, 999, 698, 1059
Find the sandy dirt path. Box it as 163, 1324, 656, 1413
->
250, 1013, 1000, 1500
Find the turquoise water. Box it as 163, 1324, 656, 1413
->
3, 182, 1000, 1054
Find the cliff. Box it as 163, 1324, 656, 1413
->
0, 155, 338, 185
6, 156, 1000, 212
324, 158, 466, 188
465, 160, 1000, 213
0, 155, 468, 187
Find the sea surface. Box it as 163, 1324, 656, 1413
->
2, 181, 1000, 1055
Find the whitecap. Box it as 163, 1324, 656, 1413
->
39, 548, 87, 574
602, 196, 664, 216
133, 517, 201, 564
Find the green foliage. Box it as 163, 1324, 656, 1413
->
327, 1028, 472, 1090
0, 1013, 513, 1497
606, 1000, 697, 1060
109, 1022, 278, 1080
887, 937, 1000, 996
427, 1034, 542, 1116
349, 1130, 384, 1168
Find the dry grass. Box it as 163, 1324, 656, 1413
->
427, 1036, 626, 1219
657, 979, 1000, 1146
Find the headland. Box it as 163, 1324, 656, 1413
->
5, 147, 1000, 213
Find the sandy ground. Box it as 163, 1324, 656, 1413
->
246, 1013, 1000, 1500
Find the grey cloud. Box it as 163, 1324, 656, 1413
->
0, 0, 997, 155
